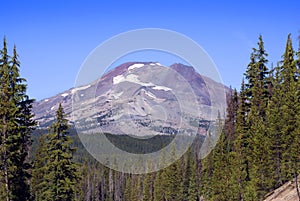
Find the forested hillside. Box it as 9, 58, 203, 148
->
0, 34, 299, 201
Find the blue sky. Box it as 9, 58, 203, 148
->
1, 0, 299, 100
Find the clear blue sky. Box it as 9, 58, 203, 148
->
1, 0, 299, 100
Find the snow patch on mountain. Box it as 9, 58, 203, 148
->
61, 93, 69, 97
113, 73, 172, 92
113, 74, 151, 86
125, 74, 153, 86
71, 85, 91, 94
128, 63, 144, 71
152, 86, 171, 91
113, 75, 125, 84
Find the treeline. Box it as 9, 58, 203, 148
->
1, 34, 299, 201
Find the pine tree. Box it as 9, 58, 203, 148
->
244, 35, 270, 114
40, 104, 80, 201
164, 143, 181, 201
130, 174, 142, 201
247, 105, 272, 199
209, 131, 227, 201
280, 34, 298, 181
293, 35, 300, 200
266, 66, 285, 187
124, 174, 131, 201
153, 169, 166, 201
31, 135, 47, 201
187, 153, 197, 201
153, 150, 167, 201
179, 148, 197, 201
0, 37, 12, 201
234, 78, 249, 200
223, 90, 240, 201
200, 130, 215, 200
224, 88, 238, 144
265, 35, 298, 187
0, 38, 35, 201
241, 35, 272, 200
142, 160, 154, 201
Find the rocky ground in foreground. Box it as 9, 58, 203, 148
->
264, 178, 300, 201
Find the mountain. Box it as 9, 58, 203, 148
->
33, 62, 227, 136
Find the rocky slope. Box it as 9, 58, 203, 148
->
264, 178, 300, 201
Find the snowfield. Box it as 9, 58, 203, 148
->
128, 63, 145, 71
113, 73, 172, 91
152, 86, 172, 91
61, 93, 69, 97
71, 85, 91, 94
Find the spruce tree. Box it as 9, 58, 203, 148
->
164, 143, 181, 201
179, 148, 197, 201
280, 34, 298, 181
40, 104, 80, 201
244, 35, 270, 114
265, 35, 298, 186
153, 150, 167, 201
242, 35, 272, 199
233, 79, 250, 200
294, 35, 300, 199
153, 169, 166, 201
266, 66, 285, 187
124, 174, 131, 201
200, 130, 215, 200
187, 153, 197, 201
31, 135, 47, 201
0, 38, 35, 201
142, 160, 154, 201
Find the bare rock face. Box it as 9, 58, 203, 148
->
33, 62, 228, 136
264, 178, 300, 201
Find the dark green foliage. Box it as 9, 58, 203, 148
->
31, 135, 47, 201
142, 161, 154, 201
180, 148, 197, 201
153, 169, 166, 201
201, 34, 300, 201
0, 38, 35, 201
32, 104, 80, 201
164, 144, 181, 201
104, 133, 174, 154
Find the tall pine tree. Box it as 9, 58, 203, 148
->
38, 104, 80, 201
31, 135, 47, 201
0, 38, 35, 201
